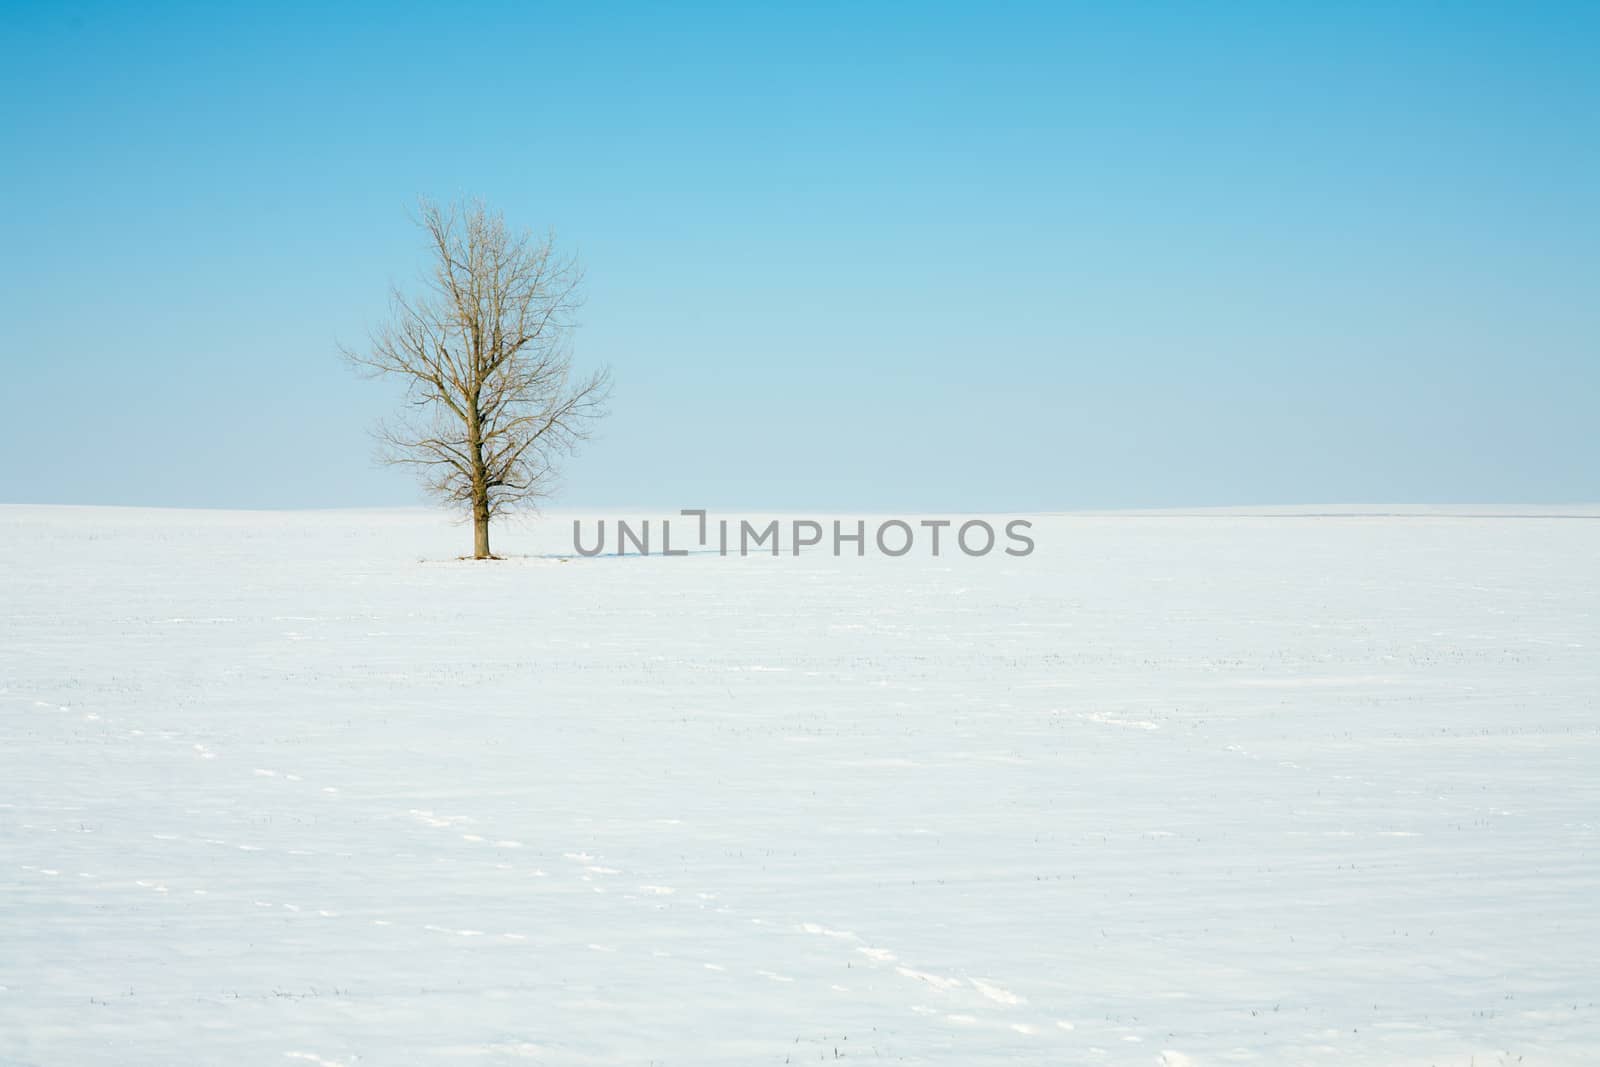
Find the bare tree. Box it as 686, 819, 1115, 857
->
346, 199, 611, 558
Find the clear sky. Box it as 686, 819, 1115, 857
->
2, 1, 1595, 511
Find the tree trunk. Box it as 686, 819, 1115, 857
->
472, 495, 491, 559
467, 407, 492, 558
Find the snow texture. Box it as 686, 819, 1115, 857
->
2, 505, 1597, 1066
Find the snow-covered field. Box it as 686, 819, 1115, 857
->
2, 505, 1597, 1067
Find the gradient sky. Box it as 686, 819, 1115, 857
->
2, 1, 1596, 510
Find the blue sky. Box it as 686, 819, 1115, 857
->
2, 1, 1595, 510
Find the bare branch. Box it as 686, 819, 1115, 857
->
346, 198, 612, 557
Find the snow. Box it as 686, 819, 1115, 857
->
2, 504, 1597, 1066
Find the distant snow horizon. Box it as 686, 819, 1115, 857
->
3, 502, 1599, 518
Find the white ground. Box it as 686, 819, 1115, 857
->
2, 506, 1597, 1066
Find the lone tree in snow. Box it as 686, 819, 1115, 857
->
347, 199, 611, 558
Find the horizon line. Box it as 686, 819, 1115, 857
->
4, 502, 1599, 519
